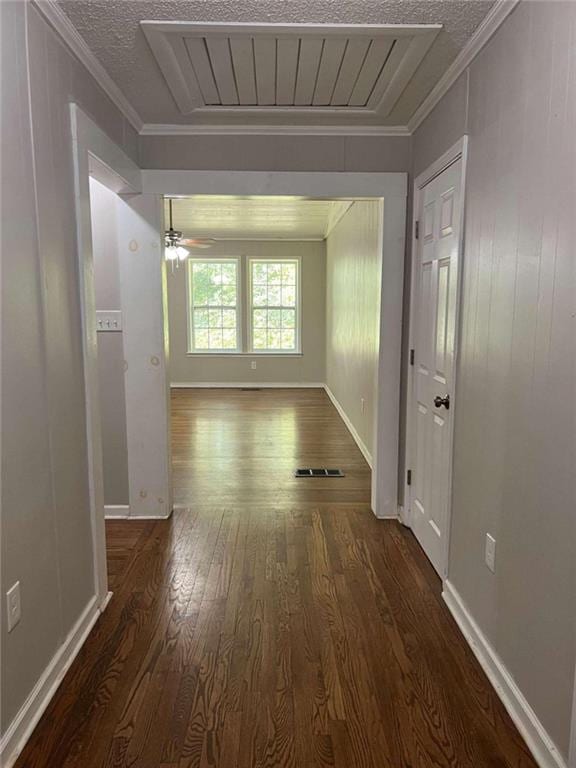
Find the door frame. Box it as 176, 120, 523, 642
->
70, 104, 142, 607
143, 170, 407, 519
402, 136, 468, 578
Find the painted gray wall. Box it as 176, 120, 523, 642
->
0, 0, 138, 738
413, 1, 576, 758
325, 201, 383, 459
140, 134, 411, 172
90, 178, 129, 506
168, 241, 326, 384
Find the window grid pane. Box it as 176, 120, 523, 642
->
251, 260, 298, 351
190, 261, 238, 351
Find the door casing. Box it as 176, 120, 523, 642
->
403, 136, 469, 578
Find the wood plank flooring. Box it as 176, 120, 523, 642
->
15, 388, 537, 768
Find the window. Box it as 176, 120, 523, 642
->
188, 259, 240, 352
249, 259, 299, 352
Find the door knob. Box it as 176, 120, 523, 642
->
434, 394, 450, 410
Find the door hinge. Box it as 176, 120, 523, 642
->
407, 469, 412, 486
415, 220, 420, 240
410, 349, 415, 366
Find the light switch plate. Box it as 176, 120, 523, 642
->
7, 581, 21, 632
96, 310, 122, 332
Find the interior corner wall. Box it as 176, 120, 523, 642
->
168, 240, 326, 385
325, 201, 383, 461
0, 0, 139, 747
411, 1, 576, 759
90, 178, 129, 506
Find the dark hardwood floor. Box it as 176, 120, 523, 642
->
15, 388, 537, 767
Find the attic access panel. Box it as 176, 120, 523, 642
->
141, 22, 441, 122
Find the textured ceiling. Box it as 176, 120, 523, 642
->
166, 196, 355, 239
57, 0, 495, 127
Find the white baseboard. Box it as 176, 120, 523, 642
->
104, 504, 130, 519
0, 591, 112, 768
171, 381, 324, 389
104, 506, 173, 521
128, 514, 173, 520
323, 384, 373, 468
443, 581, 568, 768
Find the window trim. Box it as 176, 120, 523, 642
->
186, 256, 242, 354
247, 256, 302, 355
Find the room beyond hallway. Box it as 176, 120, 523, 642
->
171, 387, 371, 507
13, 389, 537, 768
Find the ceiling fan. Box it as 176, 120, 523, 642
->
165, 199, 214, 263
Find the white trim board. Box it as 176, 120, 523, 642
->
142, 170, 405, 198
0, 592, 111, 768
443, 581, 568, 768
70, 104, 141, 610
140, 124, 411, 136
104, 504, 130, 519
323, 384, 373, 471
171, 382, 325, 389
570, 663, 576, 768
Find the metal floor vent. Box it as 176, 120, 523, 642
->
295, 468, 345, 478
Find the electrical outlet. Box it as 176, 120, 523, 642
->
251, 361, 257, 370
6, 581, 21, 632
485, 534, 496, 573
361, 397, 365, 414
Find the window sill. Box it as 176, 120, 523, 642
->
186, 351, 303, 358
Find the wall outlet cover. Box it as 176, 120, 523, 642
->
251, 361, 257, 370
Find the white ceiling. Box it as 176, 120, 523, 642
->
55, 0, 496, 131
166, 196, 356, 240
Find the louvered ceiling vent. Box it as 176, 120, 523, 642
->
142, 22, 441, 122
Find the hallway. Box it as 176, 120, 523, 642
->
15, 389, 536, 767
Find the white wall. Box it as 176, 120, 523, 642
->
168, 241, 326, 385
90, 178, 129, 506
413, 1, 576, 760
325, 201, 383, 462
140, 134, 411, 173
0, 0, 138, 751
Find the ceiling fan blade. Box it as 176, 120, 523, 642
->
180, 238, 215, 248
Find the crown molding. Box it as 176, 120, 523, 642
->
407, 0, 521, 132
139, 123, 412, 137
31, 0, 143, 132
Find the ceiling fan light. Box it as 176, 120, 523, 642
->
165, 245, 179, 261
176, 246, 190, 260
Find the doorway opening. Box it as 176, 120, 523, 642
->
162, 194, 385, 509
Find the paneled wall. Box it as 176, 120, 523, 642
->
325, 201, 383, 460
139, 134, 411, 172
168, 241, 326, 384
413, 1, 575, 759
1, 0, 138, 743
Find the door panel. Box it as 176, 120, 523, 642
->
410, 158, 462, 576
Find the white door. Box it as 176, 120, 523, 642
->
409, 156, 463, 576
